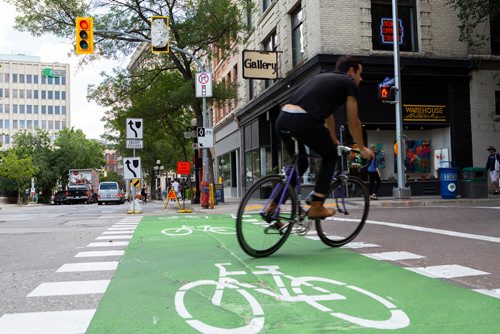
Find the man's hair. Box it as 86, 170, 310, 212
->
336, 56, 362, 73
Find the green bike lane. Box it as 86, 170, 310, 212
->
87, 214, 500, 333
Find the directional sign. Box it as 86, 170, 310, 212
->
195, 72, 213, 97
123, 157, 142, 180
197, 127, 214, 148
126, 118, 144, 139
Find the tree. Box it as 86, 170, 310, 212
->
8, 0, 251, 184
0, 150, 38, 204
447, 0, 500, 49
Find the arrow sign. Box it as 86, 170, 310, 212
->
123, 157, 141, 180
126, 118, 144, 139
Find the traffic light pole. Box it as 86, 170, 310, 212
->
391, 0, 411, 199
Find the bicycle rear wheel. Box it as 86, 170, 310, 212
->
315, 176, 369, 247
236, 175, 296, 257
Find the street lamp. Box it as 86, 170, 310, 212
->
153, 160, 164, 200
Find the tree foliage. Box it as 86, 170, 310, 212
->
8, 0, 250, 183
0, 150, 38, 204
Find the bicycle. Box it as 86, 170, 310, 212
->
175, 263, 410, 332
236, 145, 369, 258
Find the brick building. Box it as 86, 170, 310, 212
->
212, 0, 500, 197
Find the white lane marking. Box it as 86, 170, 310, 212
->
367, 219, 500, 243
473, 289, 500, 299
341, 242, 380, 249
114, 223, 138, 226
75, 250, 125, 257
363, 251, 425, 261
0, 309, 95, 334
96, 235, 132, 240
405, 265, 490, 278
57, 262, 119, 272
86, 241, 129, 247
102, 230, 134, 234
27, 280, 110, 297
108, 227, 136, 231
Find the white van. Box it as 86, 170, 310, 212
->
97, 181, 125, 205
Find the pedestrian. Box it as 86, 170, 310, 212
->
172, 178, 180, 199
141, 185, 147, 203
367, 150, 381, 200
485, 145, 500, 195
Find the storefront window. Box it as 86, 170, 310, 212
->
371, 0, 418, 52
245, 149, 261, 187
218, 153, 231, 187
291, 5, 304, 66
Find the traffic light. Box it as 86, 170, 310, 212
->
377, 77, 396, 103
75, 17, 94, 55
151, 16, 170, 53
378, 85, 391, 100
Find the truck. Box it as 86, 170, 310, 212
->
66, 169, 100, 204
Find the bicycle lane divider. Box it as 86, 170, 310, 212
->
86, 214, 500, 334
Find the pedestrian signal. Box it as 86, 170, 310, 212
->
76, 17, 94, 55
378, 84, 396, 102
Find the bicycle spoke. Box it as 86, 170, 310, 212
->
315, 176, 369, 247
236, 175, 295, 257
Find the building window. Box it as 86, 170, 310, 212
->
55, 91, 60, 99
62, 106, 66, 114
492, 4, 500, 55
48, 91, 53, 99
27, 74, 32, 84
55, 106, 60, 114
263, 31, 277, 88
19, 74, 25, 84
34, 75, 38, 84
42, 120, 46, 129
4, 120, 9, 129
496, 91, 500, 116
42, 105, 46, 114
13, 120, 18, 129
19, 89, 25, 99
19, 105, 25, 113
291, 5, 304, 67
27, 105, 32, 114
13, 74, 17, 83
3, 89, 8, 98
13, 105, 18, 113
62, 91, 66, 100
34, 105, 38, 114
26, 90, 32, 99
42, 76, 46, 84
48, 106, 53, 114
12, 89, 18, 98
371, 0, 418, 52
27, 120, 32, 129
263, 0, 273, 12
246, 0, 253, 28
61, 76, 66, 85
42, 90, 46, 99
34, 120, 39, 128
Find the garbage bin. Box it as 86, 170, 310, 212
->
460, 167, 488, 198
438, 161, 459, 199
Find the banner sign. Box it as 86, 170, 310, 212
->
403, 104, 447, 122
242, 50, 278, 79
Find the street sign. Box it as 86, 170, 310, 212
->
195, 72, 213, 97
123, 157, 142, 180
197, 127, 214, 148
126, 118, 143, 139
126, 139, 144, 149
177, 161, 191, 175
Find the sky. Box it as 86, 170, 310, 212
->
0, 2, 130, 140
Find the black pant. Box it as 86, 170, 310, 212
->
275, 111, 337, 195
368, 171, 381, 195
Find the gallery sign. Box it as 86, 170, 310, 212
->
242, 50, 278, 79
403, 104, 447, 122
42, 68, 66, 78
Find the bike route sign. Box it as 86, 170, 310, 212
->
86, 215, 500, 333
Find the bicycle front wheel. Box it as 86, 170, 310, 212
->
236, 175, 296, 257
315, 176, 369, 247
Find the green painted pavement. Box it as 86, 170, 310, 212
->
87, 214, 500, 333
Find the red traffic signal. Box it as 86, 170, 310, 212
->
76, 17, 94, 55
378, 85, 396, 102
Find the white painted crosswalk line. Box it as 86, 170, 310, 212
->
102, 230, 134, 234
87, 241, 129, 247
0, 309, 95, 334
75, 250, 125, 257
363, 251, 425, 261
473, 289, 500, 299
96, 235, 132, 240
108, 227, 136, 230
57, 262, 119, 272
27, 280, 110, 297
405, 265, 490, 278
341, 242, 380, 249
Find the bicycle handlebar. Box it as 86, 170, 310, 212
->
337, 145, 360, 155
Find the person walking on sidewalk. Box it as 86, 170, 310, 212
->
367, 150, 381, 200
486, 145, 500, 195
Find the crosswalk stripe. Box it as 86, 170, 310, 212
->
96, 235, 132, 240
405, 264, 490, 278
75, 250, 125, 257
86, 241, 129, 247
27, 280, 110, 297
0, 309, 96, 334
57, 262, 119, 272
363, 251, 425, 261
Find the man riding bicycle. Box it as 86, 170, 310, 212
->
275, 55, 372, 219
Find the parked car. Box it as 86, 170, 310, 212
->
52, 191, 67, 205
97, 181, 125, 205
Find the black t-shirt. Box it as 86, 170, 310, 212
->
287, 71, 359, 121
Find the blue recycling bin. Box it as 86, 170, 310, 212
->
439, 161, 459, 199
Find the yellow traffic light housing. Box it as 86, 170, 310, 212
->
151, 16, 170, 54
76, 17, 94, 55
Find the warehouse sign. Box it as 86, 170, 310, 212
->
242, 50, 278, 79
42, 68, 66, 78
403, 104, 447, 122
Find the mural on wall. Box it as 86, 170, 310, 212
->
404, 140, 432, 173
370, 144, 386, 169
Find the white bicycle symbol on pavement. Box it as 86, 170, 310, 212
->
161, 225, 236, 236
175, 263, 410, 333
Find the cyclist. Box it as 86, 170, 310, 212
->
275, 55, 372, 219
